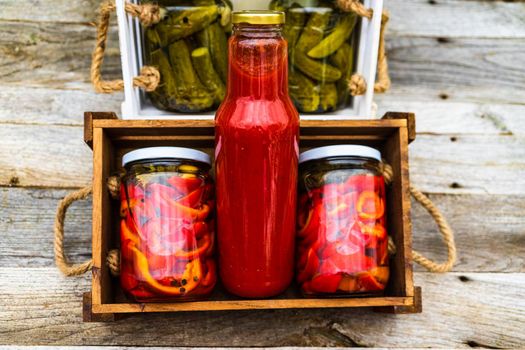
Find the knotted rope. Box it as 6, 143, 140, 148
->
336, 0, 391, 96
380, 163, 457, 273
91, 1, 161, 94
54, 164, 456, 277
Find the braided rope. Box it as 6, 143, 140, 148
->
381, 163, 456, 272
91, 1, 160, 94
54, 186, 93, 276
337, 0, 391, 96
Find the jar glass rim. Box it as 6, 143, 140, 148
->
299, 145, 381, 164
122, 147, 211, 167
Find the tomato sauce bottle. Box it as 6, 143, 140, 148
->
215, 11, 300, 298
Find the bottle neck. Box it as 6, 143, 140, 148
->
226, 24, 288, 100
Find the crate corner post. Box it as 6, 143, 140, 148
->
82, 292, 116, 322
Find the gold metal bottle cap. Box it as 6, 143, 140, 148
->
231, 10, 285, 25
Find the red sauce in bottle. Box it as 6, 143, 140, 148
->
215, 12, 299, 298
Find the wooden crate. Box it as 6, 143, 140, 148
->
83, 111, 420, 321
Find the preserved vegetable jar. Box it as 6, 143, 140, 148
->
142, 0, 232, 113
119, 147, 216, 302
215, 11, 300, 298
296, 145, 389, 296
269, 1, 358, 113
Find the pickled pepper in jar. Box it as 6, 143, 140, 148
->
296, 145, 389, 296
119, 147, 216, 302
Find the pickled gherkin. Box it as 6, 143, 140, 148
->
155, 5, 219, 47
272, 1, 360, 113
191, 47, 226, 103
196, 22, 229, 82
289, 71, 320, 113
167, 40, 214, 112
308, 13, 357, 59
142, 0, 231, 113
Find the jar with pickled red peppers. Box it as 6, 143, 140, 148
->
296, 145, 389, 296
119, 147, 216, 302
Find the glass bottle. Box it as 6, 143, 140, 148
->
215, 11, 300, 298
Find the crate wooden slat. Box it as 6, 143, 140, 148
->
84, 111, 419, 321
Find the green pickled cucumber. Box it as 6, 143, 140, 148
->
294, 52, 342, 82
289, 71, 320, 113
167, 40, 214, 112
330, 42, 354, 105
283, 7, 306, 48
319, 83, 337, 111
145, 27, 161, 51
148, 49, 178, 110
155, 5, 218, 47
269, 0, 285, 12
307, 13, 357, 59
196, 22, 228, 82
191, 47, 226, 104
295, 8, 332, 52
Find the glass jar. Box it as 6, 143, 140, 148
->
119, 147, 216, 302
215, 11, 299, 298
142, 0, 232, 113
269, 0, 358, 113
296, 145, 389, 296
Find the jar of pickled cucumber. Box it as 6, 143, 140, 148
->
142, 0, 232, 113
120, 147, 216, 302
269, 0, 358, 113
296, 145, 389, 296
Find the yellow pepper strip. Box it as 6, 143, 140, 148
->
370, 266, 389, 285
174, 234, 211, 260
358, 221, 386, 239
132, 246, 202, 295
121, 219, 140, 246
159, 190, 210, 221
356, 191, 384, 220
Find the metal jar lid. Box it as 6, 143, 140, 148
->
299, 145, 381, 164
122, 147, 211, 167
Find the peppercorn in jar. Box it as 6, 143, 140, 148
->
296, 145, 389, 296
119, 147, 216, 302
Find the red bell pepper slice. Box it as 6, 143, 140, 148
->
345, 174, 383, 193
358, 272, 384, 291
177, 186, 206, 208
356, 190, 385, 220
147, 182, 181, 200
167, 175, 203, 193
297, 249, 320, 284
308, 273, 343, 294
158, 191, 210, 221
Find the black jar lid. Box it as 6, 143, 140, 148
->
122, 147, 211, 167
299, 145, 381, 164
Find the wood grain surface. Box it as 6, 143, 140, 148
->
0, 0, 523, 347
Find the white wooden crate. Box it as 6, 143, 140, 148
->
116, 0, 383, 120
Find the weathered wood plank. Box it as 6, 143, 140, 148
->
386, 37, 525, 104
1, 187, 523, 272
409, 134, 525, 195
1, 124, 523, 195
0, 85, 122, 126
0, 20, 121, 88
1, 0, 524, 39
2, 85, 525, 137
0, 268, 523, 347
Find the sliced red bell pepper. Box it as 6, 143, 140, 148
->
132, 245, 202, 295
159, 191, 210, 221
356, 190, 385, 220
147, 182, 181, 200
177, 186, 206, 208
370, 266, 389, 285
167, 175, 203, 193
297, 248, 320, 284
345, 174, 382, 193
200, 259, 217, 287
358, 272, 384, 291
309, 273, 343, 293
338, 275, 358, 292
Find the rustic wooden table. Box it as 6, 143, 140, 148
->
1, 0, 524, 348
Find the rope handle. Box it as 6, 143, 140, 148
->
91, 1, 160, 94
336, 0, 391, 96
54, 164, 456, 277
